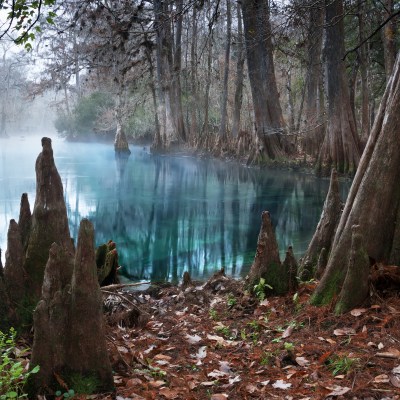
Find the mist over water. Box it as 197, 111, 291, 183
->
0, 135, 349, 282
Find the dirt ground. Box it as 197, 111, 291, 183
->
87, 271, 400, 400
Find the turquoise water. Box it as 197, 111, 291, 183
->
0, 136, 348, 282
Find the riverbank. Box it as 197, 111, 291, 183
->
83, 272, 400, 398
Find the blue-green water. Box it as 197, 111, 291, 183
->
0, 136, 348, 282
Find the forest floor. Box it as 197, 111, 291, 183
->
80, 271, 400, 400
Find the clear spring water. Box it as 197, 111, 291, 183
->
0, 135, 349, 282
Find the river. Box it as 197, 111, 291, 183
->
0, 135, 349, 282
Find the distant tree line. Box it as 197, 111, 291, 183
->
1, 0, 399, 172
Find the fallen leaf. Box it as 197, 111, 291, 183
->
390, 375, 400, 388
272, 379, 291, 389
376, 348, 400, 359
245, 384, 258, 393
373, 374, 390, 383
325, 385, 351, 396
219, 360, 233, 374
195, 346, 207, 360
295, 356, 310, 367
326, 338, 336, 345
392, 365, 400, 374
185, 334, 202, 344
208, 370, 227, 378
334, 375, 345, 379
282, 325, 294, 338
149, 380, 166, 388
206, 334, 235, 347
210, 394, 228, 400
159, 387, 180, 399
229, 375, 241, 384
201, 381, 216, 386
260, 380, 270, 386
350, 308, 367, 316
154, 354, 172, 361
126, 378, 143, 388
333, 328, 356, 336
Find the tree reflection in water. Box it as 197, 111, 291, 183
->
0, 138, 350, 283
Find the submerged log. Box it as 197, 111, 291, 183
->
246, 211, 297, 296
335, 225, 370, 314
298, 169, 342, 280
30, 219, 114, 395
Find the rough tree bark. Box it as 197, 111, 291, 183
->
153, 0, 184, 150
382, 0, 397, 79
311, 53, 400, 309
241, 0, 288, 161
358, 0, 370, 145
335, 225, 370, 314
18, 193, 31, 252
317, 0, 361, 175
30, 219, 114, 395
231, 2, 245, 140
218, 0, 232, 141
302, 1, 325, 158
24, 138, 74, 301
4, 220, 26, 309
246, 211, 297, 296
298, 169, 342, 280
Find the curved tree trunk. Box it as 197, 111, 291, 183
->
298, 169, 342, 280
311, 53, 400, 307
242, 0, 287, 161
317, 0, 361, 175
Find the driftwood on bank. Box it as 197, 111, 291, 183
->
246, 211, 298, 296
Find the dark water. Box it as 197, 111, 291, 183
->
0, 136, 349, 282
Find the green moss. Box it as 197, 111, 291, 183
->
310, 268, 344, 306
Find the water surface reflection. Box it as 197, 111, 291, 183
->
0, 136, 349, 282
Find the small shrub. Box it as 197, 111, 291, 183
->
0, 328, 39, 399
253, 278, 272, 302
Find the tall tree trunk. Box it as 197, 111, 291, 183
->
153, 0, 179, 149
189, 6, 199, 141
172, 0, 186, 142
311, 53, 400, 310
201, 24, 213, 146
218, 0, 232, 140
382, 0, 397, 79
358, 0, 370, 144
242, 0, 287, 161
231, 2, 245, 139
317, 0, 361, 175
